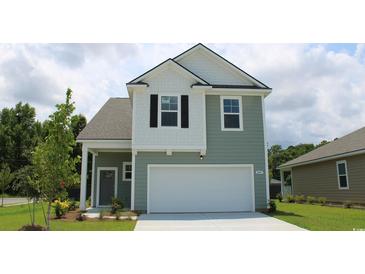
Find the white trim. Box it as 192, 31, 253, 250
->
90, 153, 96, 207
130, 59, 208, 85
77, 140, 132, 149
261, 96, 270, 206
79, 145, 88, 210
220, 96, 243, 131
280, 149, 365, 169
133, 145, 205, 151
202, 92, 207, 152
122, 162, 132, 181
159, 95, 180, 128
131, 154, 135, 210
96, 167, 118, 207
146, 164, 255, 214
206, 89, 271, 97
336, 160, 350, 190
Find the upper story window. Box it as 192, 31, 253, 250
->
220, 96, 243, 131
161, 96, 178, 127
336, 160, 349, 189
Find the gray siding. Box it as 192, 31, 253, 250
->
135, 95, 267, 211
92, 152, 132, 208
292, 154, 365, 203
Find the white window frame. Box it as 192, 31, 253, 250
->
336, 160, 349, 190
220, 96, 243, 131
96, 167, 118, 207
159, 95, 180, 128
123, 162, 132, 181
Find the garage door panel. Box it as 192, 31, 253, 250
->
148, 165, 254, 213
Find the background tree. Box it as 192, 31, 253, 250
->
268, 141, 330, 180
0, 103, 43, 195
0, 164, 15, 207
32, 89, 80, 230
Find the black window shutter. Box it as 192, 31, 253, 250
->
150, 94, 158, 127
181, 95, 189, 128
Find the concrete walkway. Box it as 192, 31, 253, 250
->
134, 212, 305, 231
1, 198, 29, 206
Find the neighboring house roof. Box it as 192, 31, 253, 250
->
77, 98, 132, 140
127, 58, 209, 85
280, 126, 365, 168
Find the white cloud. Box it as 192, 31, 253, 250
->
1, 43, 365, 147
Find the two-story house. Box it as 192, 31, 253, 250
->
77, 43, 272, 213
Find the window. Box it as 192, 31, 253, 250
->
161, 96, 178, 127
220, 96, 243, 130
123, 162, 132, 181
336, 160, 349, 189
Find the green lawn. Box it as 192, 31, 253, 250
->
0, 203, 136, 231
269, 201, 365, 231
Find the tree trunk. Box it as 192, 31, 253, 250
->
32, 199, 36, 226
27, 199, 32, 225
1, 185, 4, 207
40, 200, 48, 226
46, 201, 51, 231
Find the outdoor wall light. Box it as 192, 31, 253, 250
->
200, 154, 204, 160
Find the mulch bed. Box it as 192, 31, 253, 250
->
18, 224, 47, 231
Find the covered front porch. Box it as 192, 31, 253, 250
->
79, 140, 133, 210
280, 168, 293, 196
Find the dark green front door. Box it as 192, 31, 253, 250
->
99, 169, 116, 206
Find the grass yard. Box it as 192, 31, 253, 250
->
269, 201, 365, 231
0, 203, 136, 231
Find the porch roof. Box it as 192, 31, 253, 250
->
77, 98, 132, 141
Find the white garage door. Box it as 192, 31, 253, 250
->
148, 164, 254, 213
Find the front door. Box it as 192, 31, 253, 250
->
98, 168, 117, 206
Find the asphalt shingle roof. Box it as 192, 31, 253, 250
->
280, 126, 365, 168
77, 98, 132, 140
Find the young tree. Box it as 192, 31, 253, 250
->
13, 166, 41, 226
0, 163, 15, 207
32, 89, 80, 230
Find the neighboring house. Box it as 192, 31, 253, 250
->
279, 127, 365, 204
77, 43, 272, 213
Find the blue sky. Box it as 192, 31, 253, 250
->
1, 43, 365, 147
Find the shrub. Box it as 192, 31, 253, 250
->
52, 199, 70, 218
294, 195, 306, 203
343, 201, 353, 208
115, 211, 122, 220
318, 197, 327, 206
68, 199, 78, 211
86, 196, 91, 208
268, 200, 277, 213
285, 195, 295, 203
111, 197, 124, 214
99, 210, 106, 220
306, 196, 316, 204
276, 193, 283, 202
75, 213, 86, 221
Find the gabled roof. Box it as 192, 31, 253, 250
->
280, 126, 365, 168
127, 58, 209, 85
173, 43, 271, 89
77, 98, 132, 140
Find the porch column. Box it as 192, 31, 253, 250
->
280, 169, 284, 196
80, 144, 88, 210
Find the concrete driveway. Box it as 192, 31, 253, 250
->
134, 212, 305, 231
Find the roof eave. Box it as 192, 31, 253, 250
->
279, 148, 365, 169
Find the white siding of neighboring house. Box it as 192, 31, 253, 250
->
176, 48, 254, 85
132, 64, 206, 150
